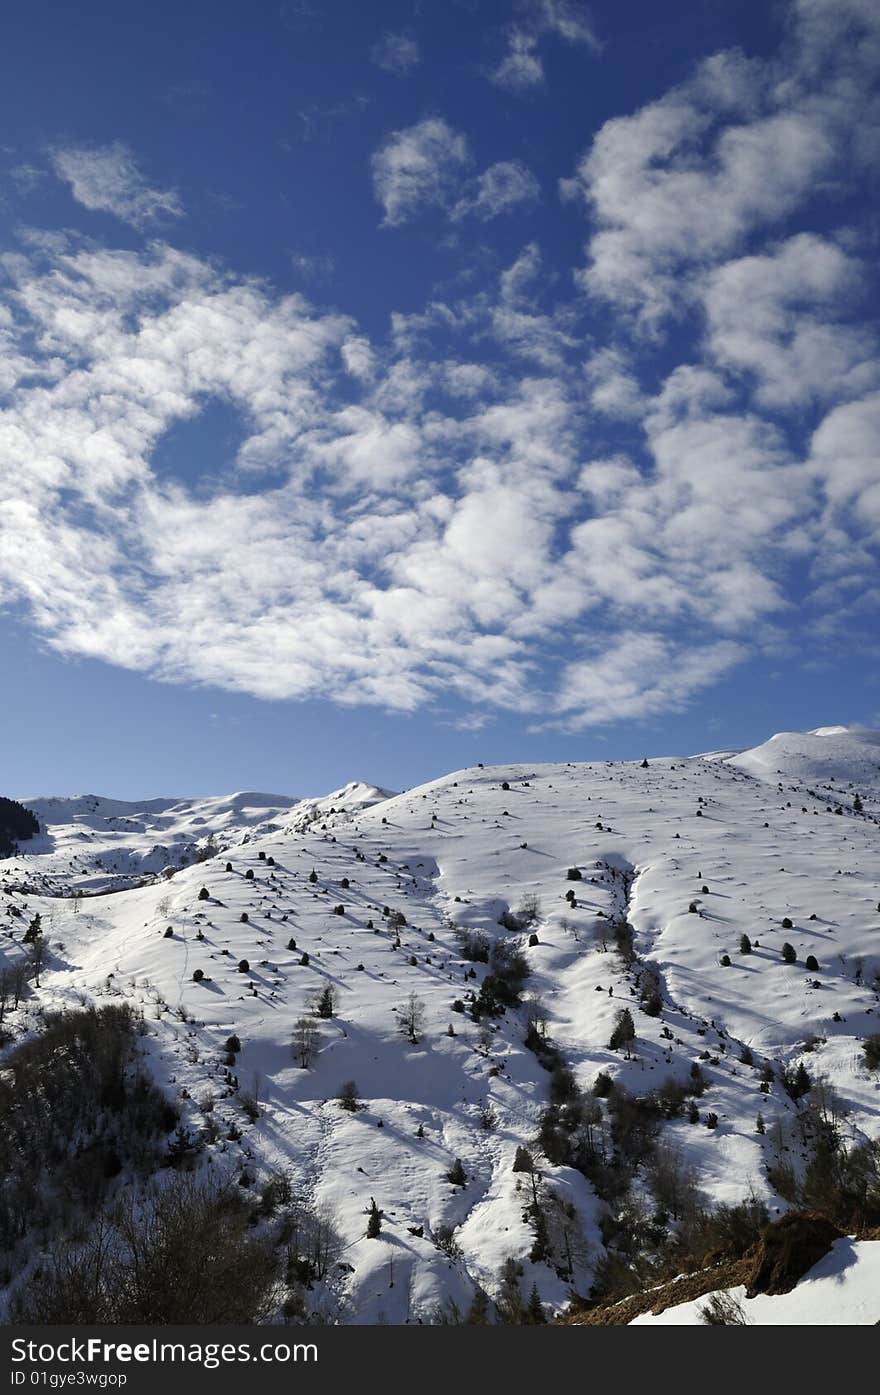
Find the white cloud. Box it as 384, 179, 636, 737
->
491, 2, 600, 91
556, 634, 744, 727
452, 160, 540, 221
533, 0, 600, 49
51, 143, 183, 228
491, 31, 545, 91
370, 31, 420, 75
0, 230, 873, 729
290, 250, 335, 281
1, 3, 877, 734
371, 121, 537, 228
371, 118, 471, 226
564, 0, 880, 325
702, 234, 878, 409
810, 392, 880, 537
584, 348, 644, 419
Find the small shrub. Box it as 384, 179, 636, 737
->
238, 959, 250, 973
192, 969, 204, 983
781, 942, 797, 964
446, 1158, 467, 1186
337, 1080, 360, 1111
238, 1090, 260, 1122
699, 1292, 749, 1325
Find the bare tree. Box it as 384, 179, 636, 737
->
0, 965, 12, 1022
292, 1016, 320, 1068
28, 937, 47, 988
544, 1188, 589, 1278
11, 958, 28, 1008
647, 1142, 704, 1222
516, 891, 542, 928
399, 991, 426, 1044
523, 993, 549, 1040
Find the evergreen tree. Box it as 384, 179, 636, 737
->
609, 1007, 635, 1051
512, 1145, 533, 1173
366, 1197, 381, 1238
23, 914, 42, 944
525, 1283, 546, 1325
466, 1287, 490, 1325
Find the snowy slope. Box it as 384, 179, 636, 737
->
631, 1237, 880, 1325
725, 725, 880, 796
2, 730, 880, 1323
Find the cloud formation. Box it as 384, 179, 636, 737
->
491, 0, 600, 91
51, 143, 183, 228
0, 0, 877, 734
370, 31, 420, 75
372, 120, 538, 226
563, 0, 880, 326
371, 118, 470, 225
452, 160, 540, 221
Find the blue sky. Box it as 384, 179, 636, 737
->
1, 0, 878, 799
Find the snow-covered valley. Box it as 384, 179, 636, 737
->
2, 727, 879, 1324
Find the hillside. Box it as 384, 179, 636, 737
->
2, 728, 879, 1324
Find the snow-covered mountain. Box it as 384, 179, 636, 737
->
725, 725, 880, 790
3, 784, 395, 895
2, 726, 879, 1324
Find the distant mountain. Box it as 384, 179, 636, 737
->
723, 725, 880, 792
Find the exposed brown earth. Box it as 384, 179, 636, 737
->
561, 1257, 754, 1326
561, 1212, 869, 1325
